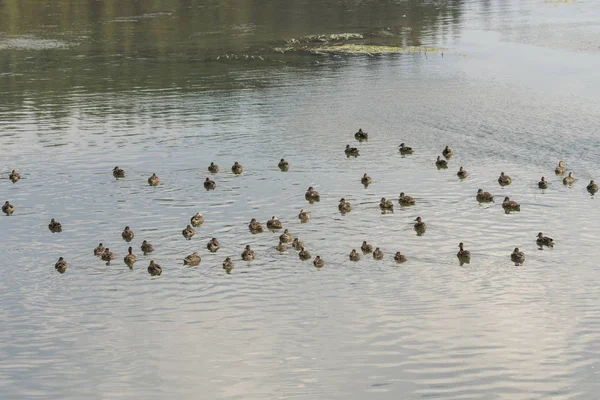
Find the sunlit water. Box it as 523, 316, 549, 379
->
1, 0, 600, 399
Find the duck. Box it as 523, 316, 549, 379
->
476, 189, 494, 202
361, 241, 373, 254
48, 218, 62, 232
298, 209, 310, 222
208, 162, 219, 173
587, 180, 598, 194
299, 247, 311, 260
349, 249, 360, 261
536, 232, 554, 247
55, 257, 68, 272
182, 224, 196, 240
361, 173, 372, 186
112, 166, 125, 178
101, 248, 115, 265
563, 172, 575, 185
9, 170, 20, 182
345, 144, 359, 156
183, 252, 201, 265
435, 156, 448, 168
338, 198, 352, 213
354, 128, 368, 140
241, 245, 255, 261
279, 229, 292, 243
292, 238, 304, 250
394, 252, 407, 263
457, 167, 468, 179
2, 200, 14, 215
266, 216, 283, 230
276, 241, 287, 252
442, 146, 453, 158
94, 243, 105, 256
502, 197, 520, 211
148, 173, 160, 186
141, 240, 154, 254
373, 247, 384, 260
305, 186, 320, 202
248, 218, 264, 233
148, 260, 162, 276
207, 238, 220, 252
204, 177, 216, 190
498, 172, 512, 186
313, 256, 325, 268
222, 257, 234, 271
398, 192, 416, 206
457, 242, 471, 260
414, 216, 426, 231
398, 143, 414, 155
190, 212, 204, 227
538, 177, 548, 189
555, 160, 566, 175
231, 161, 243, 174
124, 247, 136, 266
278, 159, 289, 171
379, 197, 394, 211
121, 226, 134, 242
511, 248, 525, 265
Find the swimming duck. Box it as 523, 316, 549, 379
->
148, 173, 159, 186
124, 247, 136, 266
141, 240, 154, 254
190, 212, 204, 227
299, 247, 311, 260
349, 249, 360, 261
394, 252, 407, 263
48, 218, 62, 232
476, 189, 494, 202
292, 238, 304, 250
361, 173, 372, 186
457, 242, 471, 261
414, 216, 426, 232
511, 248, 525, 265
380, 197, 394, 211
442, 146, 453, 158
266, 216, 283, 230
435, 156, 448, 169
373, 247, 384, 260
276, 241, 287, 252
498, 172, 512, 186
587, 180, 598, 194
9, 170, 20, 182
398, 192, 416, 206
208, 162, 219, 173
55, 257, 68, 272
241, 245, 255, 261
278, 159, 289, 171
538, 177, 548, 189
231, 162, 243, 174
298, 209, 310, 222
313, 256, 325, 268
207, 238, 220, 252
101, 248, 115, 265
182, 224, 196, 240
204, 177, 216, 190
555, 161, 566, 175
361, 241, 373, 254
94, 243, 105, 256
398, 143, 414, 155
536, 232, 554, 247
338, 198, 352, 213
279, 229, 292, 243
502, 197, 520, 211
222, 257, 234, 271
354, 128, 368, 140
345, 144, 359, 156
305, 186, 320, 202
148, 260, 162, 276
113, 166, 125, 178
249, 218, 264, 233
563, 172, 575, 185
457, 167, 468, 179
2, 201, 14, 215
121, 226, 134, 242
183, 251, 201, 265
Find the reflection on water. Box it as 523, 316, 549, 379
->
2, 0, 600, 399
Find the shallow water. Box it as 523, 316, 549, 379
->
1, 0, 600, 399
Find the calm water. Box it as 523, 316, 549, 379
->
2, 0, 600, 399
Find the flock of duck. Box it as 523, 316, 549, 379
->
3, 128, 598, 275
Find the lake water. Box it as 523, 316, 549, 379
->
1, 0, 600, 399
